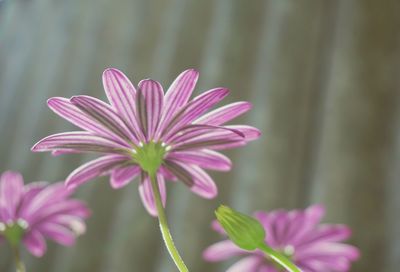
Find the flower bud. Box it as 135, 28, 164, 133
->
215, 205, 265, 251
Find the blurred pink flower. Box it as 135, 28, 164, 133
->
204, 205, 360, 272
32, 68, 260, 216
0, 171, 90, 257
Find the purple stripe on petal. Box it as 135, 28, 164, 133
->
138, 172, 166, 217
166, 124, 244, 144
163, 160, 194, 187
65, 155, 129, 190
136, 80, 164, 140
166, 160, 217, 198
31, 132, 126, 153
47, 97, 121, 142
0, 171, 24, 222
194, 101, 252, 126
167, 150, 232, 172
155, 69, 199, 139
172, 129, 244, 151
102, 68, 145, 141
23, 230, 47, 257
110, 165, 141, 189
70, 95, 137, 145
225, 125, 261, 141
160, 88, 229, 140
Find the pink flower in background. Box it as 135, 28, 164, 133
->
32, 68, 260, 216
204, 205, 360, 272
0, 171, 90, 257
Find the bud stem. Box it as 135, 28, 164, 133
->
258, 243, 301, 272
149, 173, 189, 272
13, 247, 26, 272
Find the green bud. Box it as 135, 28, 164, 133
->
215, 205, 265, 251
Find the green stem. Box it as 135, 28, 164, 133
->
13, 247, 26, 272
149, 173, 189, 272
258, 243, 301, 272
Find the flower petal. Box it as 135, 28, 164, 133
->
47, 97, 123, 142
226, 256, 262, 272
136, 80, 164, 140
0, 171, 24, 222
31, 132, 126, 153
110, 165, 141, 189
165, 160, 217, 198
172, 130, 244, 151
66, 155, 129, 190
70, 95, 137, 144
195, 101, 252, 125
296, 225, 352, 248
138, 172, 166, 217
19, 182, 72, 222
203, 240, 247, 261
156, 69, 199, 139
225, 125, 261, 141
27, 200, 90, 227
38, 223, 76, 246
167, 150, 232, 172
102, 68, 144, 140
161, 88, 229, 140
167, 124, 244, 144
23, 230, 47, 257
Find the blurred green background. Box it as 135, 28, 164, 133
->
1, 0, 399, 271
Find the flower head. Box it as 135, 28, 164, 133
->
0, 171, 90, 257
32, 68, 260, 216
204, 205, 360, 272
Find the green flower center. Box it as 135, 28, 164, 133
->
132, 141, 169, 175
0, 220, 28, 247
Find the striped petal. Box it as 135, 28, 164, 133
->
65, 155, 129, 190
102, 68, 144, 140
167, 124, 244, 144
138, 172, 166, 217
156, 69, 199, 139
0, 171, 24, 222
167, 150, 232, 172
164, 160, 217, 198
194, 101, 252, 125
31, 132, 126, 153
172, 125, 260, 151
23, 230, 47, 257
172, 130, 244, 151
70, 95, 136, 144
136, 80, 164, 140
47, 97, 123, 142
110, 165, 141, 189
161, 88, 229, 139
226, 125, 261, 141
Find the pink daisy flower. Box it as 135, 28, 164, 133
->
0, 171, 90, 257
204, 205, 360, 272
32, 68, 260, 216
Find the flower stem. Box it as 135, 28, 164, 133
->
258, 243, 301, 272
149, 173, 189, 272
13, 247, 26, 272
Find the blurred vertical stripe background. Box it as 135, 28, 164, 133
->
1, 0, 399, 271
